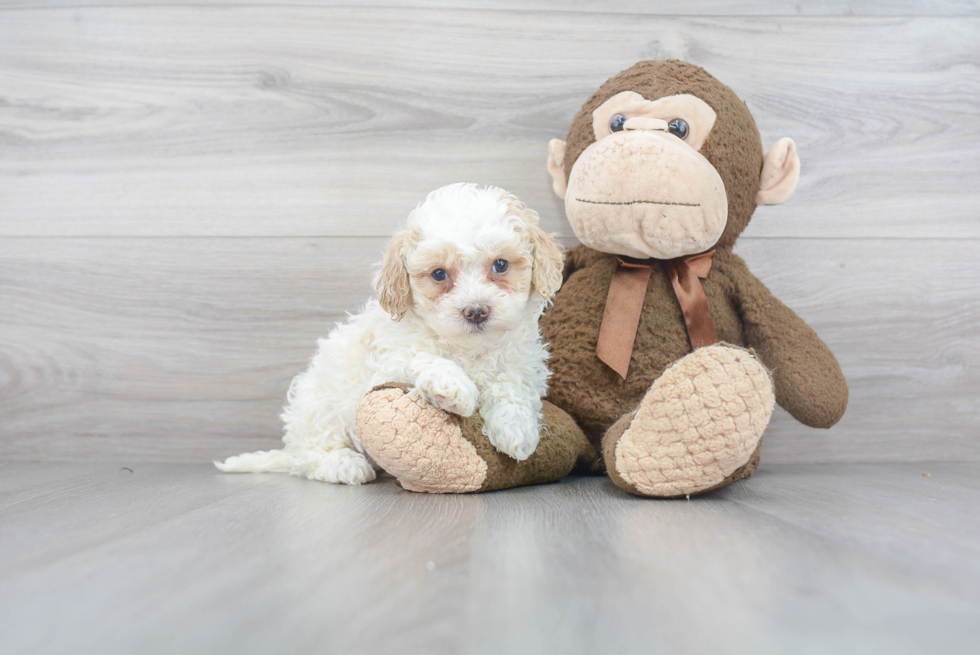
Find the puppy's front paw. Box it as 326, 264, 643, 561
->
481, 402, 541, 461
415, 367, 479, 417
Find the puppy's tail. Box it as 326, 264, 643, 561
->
214, 449, 292, 474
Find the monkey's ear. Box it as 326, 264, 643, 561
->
529, 224, 565, 300
374, 231, 412, 321
757, 137, 800, 206
547, 139, 568, 200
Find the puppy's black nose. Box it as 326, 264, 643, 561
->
462, 303, 490, 325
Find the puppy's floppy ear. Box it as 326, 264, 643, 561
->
503, 194, 565, 300
529, 223, 565, 300
374, 230, 412, 321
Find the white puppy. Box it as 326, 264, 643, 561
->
215, 183, 564, 485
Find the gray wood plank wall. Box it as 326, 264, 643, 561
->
1, 3, 978, 463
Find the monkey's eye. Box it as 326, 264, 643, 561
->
493, 259, 509, 274
609, 114, 628, 133
432, 269, 448, 282
668, 118, 689, 140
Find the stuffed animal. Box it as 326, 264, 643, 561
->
357, 60, 847, 497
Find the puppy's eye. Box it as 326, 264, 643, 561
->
431, 269, 448, 282
492, 259, 508, 273
668, 118, 689, 140
609, 114, 627, 133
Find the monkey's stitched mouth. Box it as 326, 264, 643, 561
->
575, 198, 701, 207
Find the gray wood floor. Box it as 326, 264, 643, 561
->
2, 461, 979, 654
2, 5, 979, 651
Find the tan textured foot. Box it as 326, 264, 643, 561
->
356, 386, 488, 494
613, 344, 775, 497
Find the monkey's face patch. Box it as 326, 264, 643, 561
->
564, 92, 728, 260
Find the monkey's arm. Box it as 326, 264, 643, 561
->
562, 244, 587, 282
562, 244, 609, 283
728, 255, 848, 429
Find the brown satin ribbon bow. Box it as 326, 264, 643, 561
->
596, 250, 717, 380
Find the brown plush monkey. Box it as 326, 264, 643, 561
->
357, 60, 848, 497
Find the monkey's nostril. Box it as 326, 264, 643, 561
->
462, 304, 490, 325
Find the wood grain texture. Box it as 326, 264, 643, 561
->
0, 237, 377, 461
1, 4, 978, 465
1, 1, 978, 15
2, 463, 979, 654
1, 236, 977, 463
1, 9, 978, 239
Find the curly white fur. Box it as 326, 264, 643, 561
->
215, 183, 565, 484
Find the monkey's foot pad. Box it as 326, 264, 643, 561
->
612, 344, 775, 497
356, 386, 488, 493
